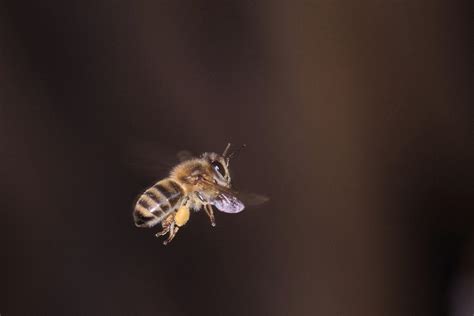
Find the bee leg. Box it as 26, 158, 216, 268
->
204, 204, 216, 227
163, 222, 179, 245
155, 214, 174, 237
155, 225, 170, 237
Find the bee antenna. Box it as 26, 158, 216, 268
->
228, 144, 246, 160
222, 143, 232, 157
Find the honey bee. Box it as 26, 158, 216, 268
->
133, 143, 266, 245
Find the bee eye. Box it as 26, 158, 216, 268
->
211, 161, 226, 177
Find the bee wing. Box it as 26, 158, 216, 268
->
198, 178, 268, 213
123, 140, 196, 178
234, 192, 269, 207
176, 150, 194, 162
212, 192, 245, 213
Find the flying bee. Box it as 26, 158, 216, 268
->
133, 143, 267, 245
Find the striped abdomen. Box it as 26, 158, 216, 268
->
133, 178, 184, 227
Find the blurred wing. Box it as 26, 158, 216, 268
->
176, 150, 194, 162
212, 192, 245, 213
198, 178, 268, 213
235, 192, 269, 207
122, 139, 195, 178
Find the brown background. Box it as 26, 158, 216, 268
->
0, 1, 472, 315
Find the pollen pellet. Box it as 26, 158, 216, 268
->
175, 206, 190, 227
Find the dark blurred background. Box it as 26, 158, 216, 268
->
0, 1, 472, 315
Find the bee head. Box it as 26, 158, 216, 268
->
202, 143, 245, 187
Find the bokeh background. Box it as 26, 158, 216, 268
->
1, 1, 472, 315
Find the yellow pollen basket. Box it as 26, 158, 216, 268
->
175, 206, 190, 227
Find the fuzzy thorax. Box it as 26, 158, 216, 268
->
169, 159, 210, 192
